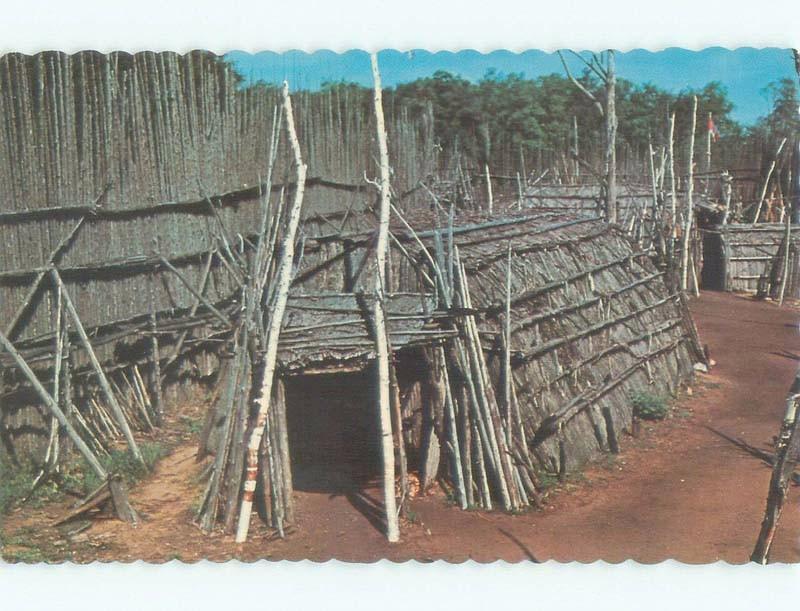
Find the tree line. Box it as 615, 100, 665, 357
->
232, 60, 798, 187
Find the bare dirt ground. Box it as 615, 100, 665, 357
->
2, 291, 799, 563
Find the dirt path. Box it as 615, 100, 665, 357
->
262, 292, 800, 563
3, 291, 799, 563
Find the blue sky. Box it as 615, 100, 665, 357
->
226, 48, 797, 125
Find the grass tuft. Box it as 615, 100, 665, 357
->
1, 441, 170, 515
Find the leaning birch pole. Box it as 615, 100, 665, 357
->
51, 269, 145, 467
753, 137, 788, 225
681, 96, 698, 292
235, 82, 307, 544
0, 327, 137, 523
371, 52, 400, 542
0, 328, 107, 481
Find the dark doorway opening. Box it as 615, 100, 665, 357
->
284, 369, 381, 494
701, 227, 725, 290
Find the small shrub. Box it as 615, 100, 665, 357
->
0, 459, 35, 515
631, 391, 669, 421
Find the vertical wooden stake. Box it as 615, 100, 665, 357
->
681, 96, 698, 293
485, 163, 493, 215
573, 115, 580, 180
605, 50, 618, 224
601, 405, 620, 453
705, 112, 713, 191
149, 313, 164, 425
779, 213, 792, 306
369, 52, 400, 543
439, 346, 467, 510
503, 244, 513, 434
668, 112, 678, 252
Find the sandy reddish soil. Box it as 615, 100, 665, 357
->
2, 291, 799, 563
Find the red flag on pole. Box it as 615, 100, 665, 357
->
707, 115, 720, 142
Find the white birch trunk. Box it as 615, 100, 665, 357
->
371, 52, 400, 543
235, 82, 307, 543
753, 138, 788, 225
681, 96, 698, 292
705, 112, 713, 177
668, 112, 677, 232
485, 163, 494, 215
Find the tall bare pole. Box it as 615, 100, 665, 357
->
484, 163, 494, 215
370, 52, 400, 543
573, 115, 580, 180
235, 82, 307, 544
778, 214, 792, 306
681, 96, 698, 292
558, 49, 616, 221
667, 112, 678, 271
605, 50, 618, 224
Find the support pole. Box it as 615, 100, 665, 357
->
605, 50, 618, 224
158, 256, 230, 327
438, 345, 467, 510
504, 244, 513, 432
573, 115, 580, 180
681, 96, 698, 292
50, 269, 145, 467
778, 213, 792, 306
485, 163, 494, 215
751, 368, 800, 563
149, 313, 164, 425
705, 112, 713, 192
753, 138, 788, 225
4, 216, 88, 341
0, 328, 136, 523
369, 52, 400, 543
668, 112, 678, 269
235, 81, 307, 544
